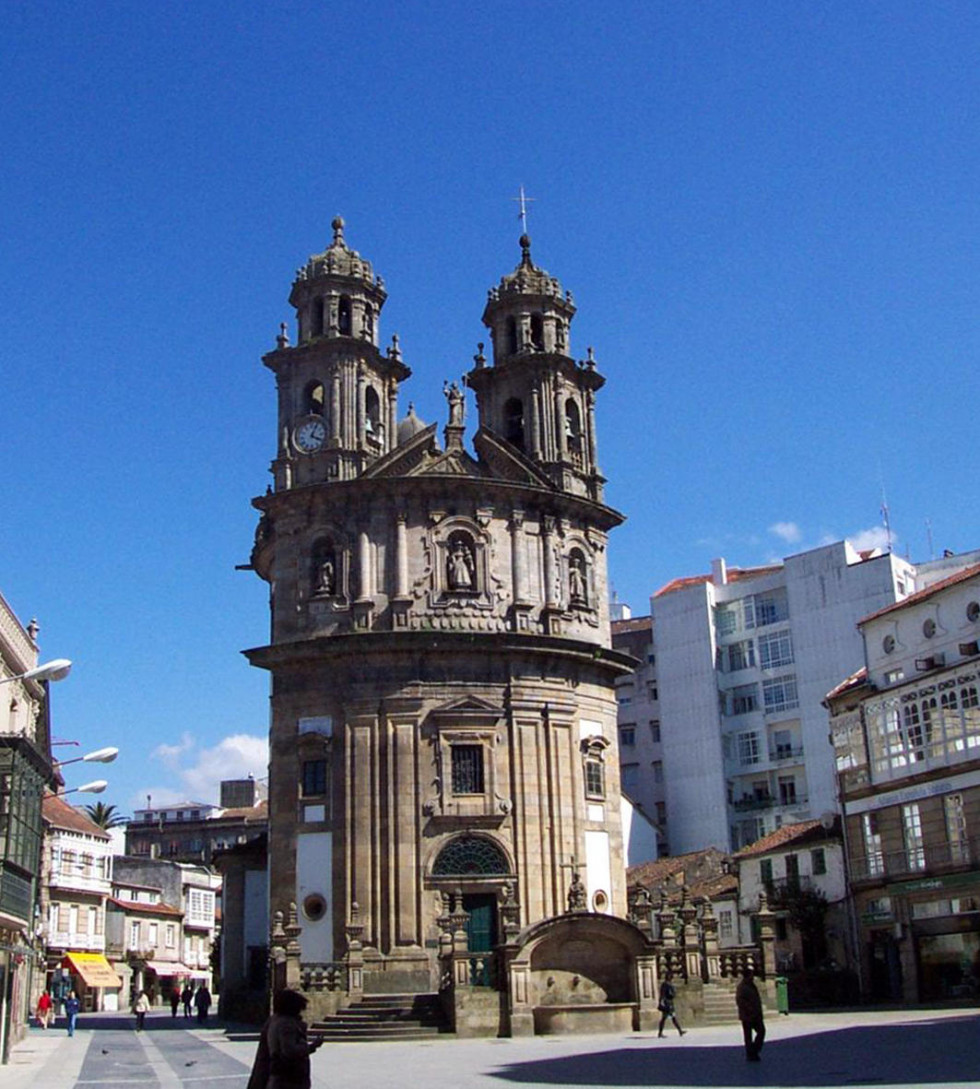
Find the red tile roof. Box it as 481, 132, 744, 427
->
42, 793, 110, 839
628, 847, 736, 902
611, 616, 652, 634
654, 565, 783, 598
107, 898, 182, 917
824, 666, 868, 703
858, 563, 980, 625
735, 817, 840, 858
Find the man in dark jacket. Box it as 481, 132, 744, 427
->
247, 989, 323, 1089
735, 968, 766, 1061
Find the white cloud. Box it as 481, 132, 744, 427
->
847, 525, 894, 553
137, 732, 268, 809
181, 734, 269, 801
151, 732, 195, 768
769, 521, 802, 544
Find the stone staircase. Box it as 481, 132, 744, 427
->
310, 993, 452, 1041
700, 983, 738, 1025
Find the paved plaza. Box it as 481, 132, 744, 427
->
5, 1006, 979, 1089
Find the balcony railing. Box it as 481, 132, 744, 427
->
768, 746, 804, 764
849, 837, 980, 883
733, 793, 808, 813
763, 876, 813, 906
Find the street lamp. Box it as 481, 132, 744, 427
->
53, 747, 118, 769
56, 780, 108, 796
0, 658, 72, 685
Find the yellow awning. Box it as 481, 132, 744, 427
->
63, 952, 122, 988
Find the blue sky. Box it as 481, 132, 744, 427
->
3, 2, 978, 814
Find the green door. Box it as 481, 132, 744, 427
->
462, 894, 497, 985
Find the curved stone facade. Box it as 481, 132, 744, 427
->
246, 225, 631, 991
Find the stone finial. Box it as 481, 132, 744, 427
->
585, 346, 595, 369
519, 233, 532, 266
388, 333, 402, 361
27, 618, 39, 642
331, 215, 345, 245
276, 322, 290, 349
473, 342, 486, 368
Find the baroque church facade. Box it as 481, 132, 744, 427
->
245, 220, 635, 996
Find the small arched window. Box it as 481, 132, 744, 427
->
506, 317, 518, 356
530, 313, 544, 351
305, 381, 325, 416
365, 386, 381, 436
310, 298, 324, 338
338, 296, 352, 336
311, 538, 337, 596
504, 398, 525, 449
565, 398, 582, 454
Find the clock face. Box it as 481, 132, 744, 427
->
294, 417, 326, 453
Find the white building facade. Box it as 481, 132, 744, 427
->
653, 541, 920, 853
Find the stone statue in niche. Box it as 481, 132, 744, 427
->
314, 555, 336, 595
447, 539, 475, 591
567, 868, 588, 912
569, 554, 587, 604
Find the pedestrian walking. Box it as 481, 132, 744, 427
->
181, 983, 194, 1018
247, 988, 324, 1089
134, 989, 150, 1032
64, 990, 81, 1037
36, 990, 53, 1029
194, 983, 212, 1024
170, 989, 180, 1017
657, 971, 686, 1038
735, 968, 766, 1061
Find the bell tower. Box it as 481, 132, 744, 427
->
264, 217, 410, 489
466, 234, 606, 501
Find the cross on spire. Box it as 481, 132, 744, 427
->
512, 185, 536, 232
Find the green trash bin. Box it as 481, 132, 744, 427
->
775, 976, 789, 1015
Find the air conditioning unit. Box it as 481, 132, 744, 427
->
959, 641, 980, 657
915, 653, 945, 671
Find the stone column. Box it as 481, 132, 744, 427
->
530, 387, 542, 459
331, 374, 342, 443
344, 902, 364, 998
396, 516, 409, 597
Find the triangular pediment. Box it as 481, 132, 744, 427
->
430, 694, 504, 720
361, 424, 439, 478
473, 428, 556, 489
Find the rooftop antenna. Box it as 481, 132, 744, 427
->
926, 518, 934, 561
877, 462, 893, 554
512, 185, 536, 233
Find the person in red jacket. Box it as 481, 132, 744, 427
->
36, 990, 53, 1029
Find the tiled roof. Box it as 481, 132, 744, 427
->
858, 562, 980, 625
214, 801, 268, 821
42, 793, 110, 839
654, 565, 783, 598
734, 817, 840, 858
824, 666, 868, 703
107, 898, 182, 917
627, 847, 735, 903
611, 616, 652, 634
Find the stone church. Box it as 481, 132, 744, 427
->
244, 220, 645, 1017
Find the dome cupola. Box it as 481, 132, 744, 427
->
289, 216, 387, 345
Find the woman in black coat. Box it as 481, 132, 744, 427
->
657, 972, 686, 1038
247, 989, 324, 1089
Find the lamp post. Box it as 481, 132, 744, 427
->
56, 780, 109, 797
0, 658, 72, 685
53, 747, 118, 769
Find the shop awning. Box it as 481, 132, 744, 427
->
144, 961, 192, 977
63, 952, 122, 988
188, 968, 210, 978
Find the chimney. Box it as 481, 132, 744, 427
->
711, 558, 728, 586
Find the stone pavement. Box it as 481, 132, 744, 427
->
5, 1006, 979, 1089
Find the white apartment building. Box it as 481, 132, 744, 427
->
651, 540, 925, 854
41, 794, 120, 1009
